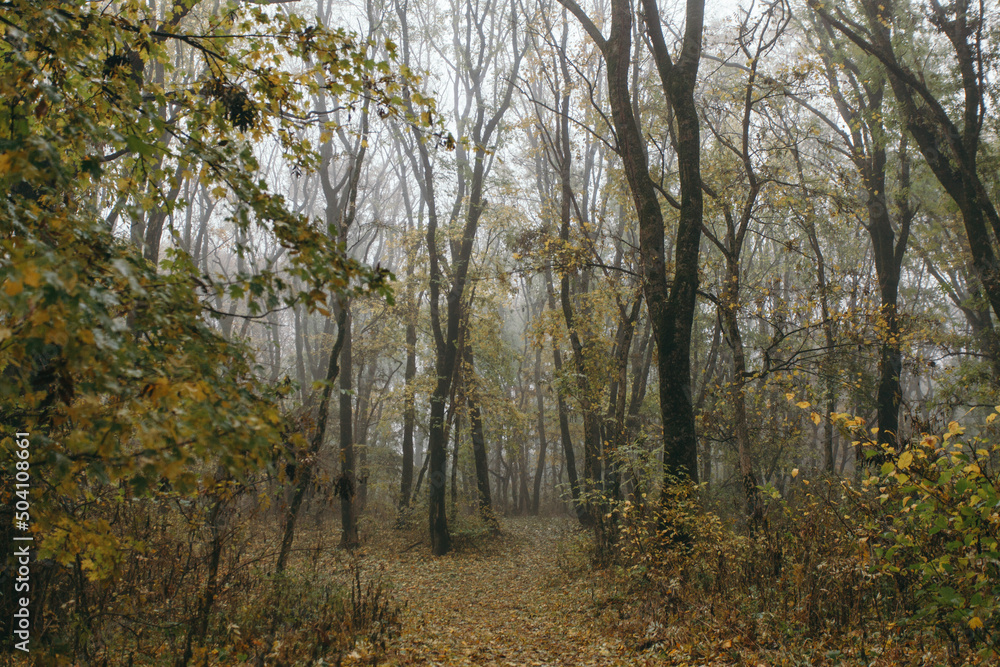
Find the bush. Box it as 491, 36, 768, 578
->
585, 458, 1000, 663
869, 419, 1000, 657
223, 559, 402, 665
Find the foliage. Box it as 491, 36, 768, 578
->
0, 0, 419, 660
870, 417, 1000, 656
587, 471, 999, 664
5, 475, 403, 664
224, 559, 403, 665
0, 0, 403, 554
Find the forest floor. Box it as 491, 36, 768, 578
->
349, 516, 641, 667
337, 515, 969, 667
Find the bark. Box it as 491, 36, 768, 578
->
603, 296, 642, 501
808, 19, 914, 453
721, 273, 762, 530
532, 346, 547, 515
395, 141, 421, 510
293, 303, 308, 404
450, 410, 460, 520
354, 359, 376, 512
814, 0, 1000, 338
552, 37, 602, 495
338, 310, 359, 549
465, 342, 495, 522
561, 0, 705, 483
276, 308, 349, 572
400, 312, 417, 509
544, 266, 582, 510
519, 443, 531, 515
694, 319, 720, 485
405, 0, 523, 554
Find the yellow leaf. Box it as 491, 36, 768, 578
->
969, 616, 984, 630
150, 377, 171, 400
791, 468, 799, 478
44, 326, 68, 346
785, 392, 794, 402
948, 421, 962, 435
795, 400, 811, 409
988, 413, 997, 424
3, 279, 23, 296
897, 451, 913, 469
810, 412, 821, 425
22, 266, 40, 288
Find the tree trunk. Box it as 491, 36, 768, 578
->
544, 266, 582, 514
532, 346, 547, 515
451, 410, 460, 521
465, 344, 495, 522
338, 309, 359, 550
721, 276, 763, 531
276, 309, 348, 572
561, 0, 705, 483
400, 314, 417, 509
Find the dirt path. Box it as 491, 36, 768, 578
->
362, 517, 638, 666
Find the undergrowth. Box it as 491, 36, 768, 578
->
568, 418, 1000, 666
15, 486, 403, 666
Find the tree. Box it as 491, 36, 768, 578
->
1, 0, 409, 655
700, 0, 790, 527
397, 0, 524, 553
800, 8, 916, 457
810, 0, 1000, 353
560, 0, 706, 484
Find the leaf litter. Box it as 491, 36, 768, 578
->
345, 516, 637, 666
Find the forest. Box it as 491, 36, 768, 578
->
2, 0, 1000, 664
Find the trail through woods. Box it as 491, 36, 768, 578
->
364, 517, 636, 666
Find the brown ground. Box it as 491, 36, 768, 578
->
351, 516, 640, 666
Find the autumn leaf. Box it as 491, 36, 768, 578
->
897, 451, 913, 469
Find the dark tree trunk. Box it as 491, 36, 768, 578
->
532, 346, 547, 515
519, 440, 531, 515
543, 266, 582, 514
815, 0, 1000, 338
354, 359, 376, 512
561, 0, 705, 483
451, 410, 460, 520
338, 309, 359, 549
400, 315, 417, 509
276, 309, 349, 572
465, 344, 495, 522
809, 24, 914, 455
603, 296, 642, 501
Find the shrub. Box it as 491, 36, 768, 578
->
869, 419, 1000, 657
